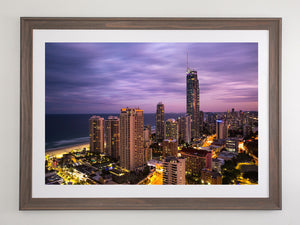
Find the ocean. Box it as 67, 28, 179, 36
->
46, 113, 184, 150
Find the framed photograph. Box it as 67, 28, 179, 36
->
20, 18, 281, 210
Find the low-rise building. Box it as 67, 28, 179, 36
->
212, 158, 225, 173
162, 139, 178, 157
217, 151, 237, 161
212, 139, 226, 147
45, 171, 64, 185
110, 168, 129, 184
180, 147, 212, 175
201, 168, 222, 184
226, 137, 243, 152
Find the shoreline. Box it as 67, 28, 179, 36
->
46, 142, 89, 156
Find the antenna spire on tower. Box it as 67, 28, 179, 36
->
187, 50, 189, 72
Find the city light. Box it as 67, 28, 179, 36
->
45, 44, 258, 186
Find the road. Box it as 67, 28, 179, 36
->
202, 134, 215, 147
149, 171, 163, 185
241, 143, 258, 164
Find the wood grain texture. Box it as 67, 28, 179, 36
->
20, 18, 33, 210
19, 17, 281, 210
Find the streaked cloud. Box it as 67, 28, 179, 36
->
46, 42, 258, 113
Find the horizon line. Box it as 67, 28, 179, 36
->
46, 110, 258, 115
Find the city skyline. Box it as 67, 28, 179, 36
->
45, 43, 259, 186
46, 42, 258, 114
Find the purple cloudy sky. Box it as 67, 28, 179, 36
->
46, 42, 258, 114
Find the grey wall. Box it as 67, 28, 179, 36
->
0, 0, 299, 224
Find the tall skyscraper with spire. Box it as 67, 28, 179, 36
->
186, 52, 200, 139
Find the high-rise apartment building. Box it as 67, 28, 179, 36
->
143, 126, 151, 143
105, 116, 120, 160
186, 67, 200, 139
165, 118, 178, 140
120, 108, 145, 171
89, 115, 105, 154
178, 115, 191, 144
216, 120, 224, 140
144, 146, 152, 162
155, 102, 165, 141
162, 157, 186, 185
200, 110, 204, 131
216, 119, 228, 140
223, 120, 229, 139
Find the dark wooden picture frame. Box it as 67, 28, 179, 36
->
20, 17, 281, 210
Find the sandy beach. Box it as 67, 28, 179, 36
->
46, 142, 89, 156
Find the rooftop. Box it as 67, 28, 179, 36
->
89, 115, 104, 120
180, 147, 211, 157
166, 118, 176, 123
202, 168, 222, 178
163, 139, 177, 143
107, 116, 119, 120
163, 156, 184, 163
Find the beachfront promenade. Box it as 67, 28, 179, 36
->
46, 143, 90, 157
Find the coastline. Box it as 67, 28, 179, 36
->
46, 142, 89, 156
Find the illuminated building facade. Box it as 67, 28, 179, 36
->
178, 115, 191, 144
216, 120, 224, 140
144, 146, 152, 162
180, 147, 212, 175
120, 108, 145, 171
89, 115, 104, 153
165, 118, 178, 140
212, 158, 225, 173
223, 121, 229, 139
110, 168, 129, 184
201, 168, 222, 184
225, 138, 240, 153
162, 157, 186, 185
105, 116, 120, 160
162, 139, 178, 157
143, 126, 151, 142
186, 68, 200, 139
155, 102, 165, 141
